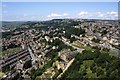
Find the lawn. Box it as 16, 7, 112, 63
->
0, 72, 4, 78
1, 47, 21, 58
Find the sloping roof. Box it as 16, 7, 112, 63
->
60, 50, 78, 60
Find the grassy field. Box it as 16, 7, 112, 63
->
72, 41, 117, 56
1, 47, 21, 58
0, 72, 4, 78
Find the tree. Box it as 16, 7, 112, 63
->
53, 39, 61, 46
23, 60, 32, 69
31, 69, 43, 80
70, 36, 76, 43
92, 38, 100, 43
109, 69, 119, 79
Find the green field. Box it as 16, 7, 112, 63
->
1, 47, 21, 58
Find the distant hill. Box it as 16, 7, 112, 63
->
2, 21, 26, 27
1, 19, 118, 30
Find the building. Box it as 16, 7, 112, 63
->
58, 50, 79, 62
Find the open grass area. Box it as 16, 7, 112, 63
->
72, 40, 118, 56
100, 49, 117, 56
1, 47, 21, 58
72, 42, 95, 52
0, 72, 4, 78
109, 51, 117, 55
72, 41, 84, 48
35, 76, 41, 80
84, 46, 95, 51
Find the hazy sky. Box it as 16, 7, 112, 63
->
2, 2, 118, 21
1, 0, 119, 2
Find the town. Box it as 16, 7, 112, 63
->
0, 19, 120, 79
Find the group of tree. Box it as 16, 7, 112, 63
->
64, 27, 85, 39
23, 60, 32, 69
61, 46, 120, 79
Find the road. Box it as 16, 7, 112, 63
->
28, 47, 36, 64
57, 58, 75, 78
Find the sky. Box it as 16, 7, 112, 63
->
2, 2, 118, 21
1, 0, 119, 2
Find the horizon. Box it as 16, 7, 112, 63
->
1, 18, 118, 22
